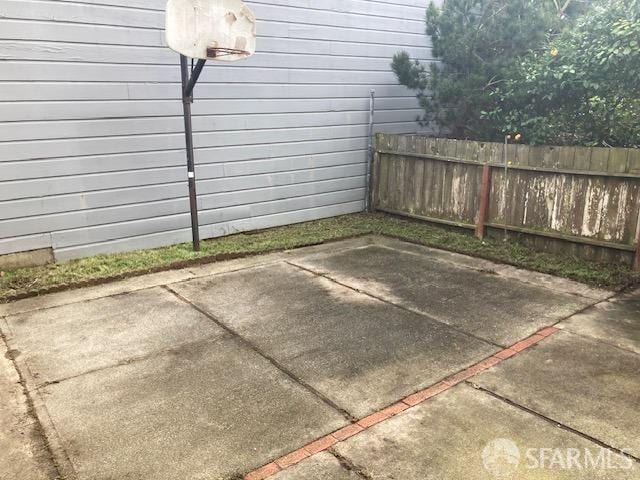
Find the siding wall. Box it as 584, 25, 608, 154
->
0, 0, 430, 261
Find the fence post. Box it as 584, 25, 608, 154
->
475, 163, 492, 239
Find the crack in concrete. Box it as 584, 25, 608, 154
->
1, 234, 372, 306
0, 259, 282, 318
329, 449, 374, 480
551, 292, 640, 356
0, 329, 63, 479
285, 260, 506, 350
558, 327, 640, 356
163, 284, 358, 423
470, 383, 640, 465
376, 241, 614, 302
33, 333, 229, 390
549, 292, 619, 326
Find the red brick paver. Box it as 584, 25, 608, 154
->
304, 435, 338, 455
332, 424, 364, 441
275, 449, 310, 469
245, 463, 280, 480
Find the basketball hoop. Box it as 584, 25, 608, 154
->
165, 0, 257, 251
166, 0, 256, 62
206, 47, 251, 59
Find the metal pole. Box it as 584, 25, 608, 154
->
180, 54, 201, 251
184, 59, 207, 98
365, 89, 376, 212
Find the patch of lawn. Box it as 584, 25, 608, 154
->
1, 213, 637, 302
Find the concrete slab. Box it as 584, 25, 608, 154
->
40, 335, 347, 480
1, 237, 630, 480
0, 343, 57, 480
3, 287, 224, 385
334, 384, 639, 479
170, 262, 497, 418
559, 289, 640, 354
270, 452, 360, 480
371, 237, 611, 301
474, 331, 640, 457
291, 244, 595, 346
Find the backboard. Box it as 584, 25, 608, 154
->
166, 0, 256, 61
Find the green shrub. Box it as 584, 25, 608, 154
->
392, 0, 578, 141
488, 0, 640, 147
392, 0, 640, 147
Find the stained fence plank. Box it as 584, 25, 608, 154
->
573, 147, 592, 171
412, 137, 426, 214
527, 146, 545, 168
377, 155, 390, 209
556, 146, 576, 170
608, 148, 630, 174
628, 149, 640, 175
514, 144, 530, 167
590, 148, 611, 172
375, 134, 639, 264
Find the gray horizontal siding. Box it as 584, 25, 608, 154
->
0, 83, 417, 102
1, 42, 434, 68
0, 110, 421, 142
0, 0, 430, 260
0, 123, 419, 162
2, 165, 367, 235
53, 201, 365, 260
0, 140, 367, 183
0, 1, 426, 34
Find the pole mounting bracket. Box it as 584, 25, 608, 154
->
183, 59, 207, 99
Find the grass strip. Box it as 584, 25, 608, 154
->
1, 213, 637, 302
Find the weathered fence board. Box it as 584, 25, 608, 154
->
374, 134, 640, 266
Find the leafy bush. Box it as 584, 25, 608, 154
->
392, 0, 576, 140
488, 0, 640, 147
392, 0, 640, 147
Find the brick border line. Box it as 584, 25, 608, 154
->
245, 326, 559, 480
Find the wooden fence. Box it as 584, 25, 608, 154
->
372, 134, 640, 268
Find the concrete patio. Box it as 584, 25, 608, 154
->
1, 236, 638, 479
